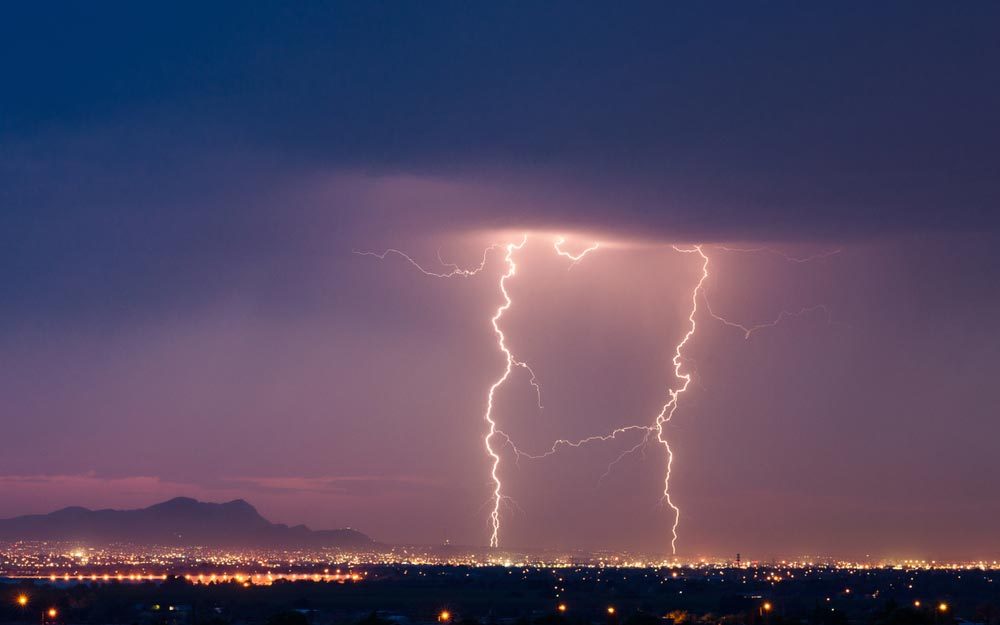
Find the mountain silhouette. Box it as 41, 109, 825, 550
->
0, 497, 373, 548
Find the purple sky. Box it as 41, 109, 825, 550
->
2, 3, 999, 559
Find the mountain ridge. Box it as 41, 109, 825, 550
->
0, 497, 373, 548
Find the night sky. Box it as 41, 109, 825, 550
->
2, 3, 999, 559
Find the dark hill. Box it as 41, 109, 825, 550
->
0, 497, 373, 548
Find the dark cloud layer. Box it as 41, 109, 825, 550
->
4, 2, 1000, 236
4, 2, 999, 321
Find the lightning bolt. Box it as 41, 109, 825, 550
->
553, 236, 600, 266
650, 245, 832, 552
650, 245, 837, 553
353, 245, 500, 278
483, 235, 530, 548
705, 245, 838, 339
485, 235, 600, 545
357, 236, 541, 548
715, 245, 842, 263
497, 422, 657, 494
497, 425, 654, 462
650, 245, 710, 555
704, 299, 833, 340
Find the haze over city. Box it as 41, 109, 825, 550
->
2, 2, 999, 565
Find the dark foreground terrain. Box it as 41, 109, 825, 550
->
2, 565, 998, 625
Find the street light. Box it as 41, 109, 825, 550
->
557, 604, 567, 614
938, 602, 948, 613
763, 602, 773, 612
16, 595, 28, 607
438, 610, 451, 623
607, 606, 616, 616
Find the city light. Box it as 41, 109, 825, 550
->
2, 539, 999, 625
47, 608, 58, 619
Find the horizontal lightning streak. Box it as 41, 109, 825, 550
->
353, 245, 501, 278
715, 246, 842, 263
498, 425, 654, 461
497, 423, 656, 486
703, 299, 833, 340
598, 428, 655, 484
554, 236, 600, 266
705, 245, 837, 339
